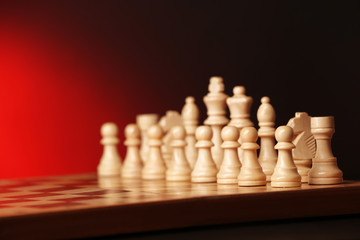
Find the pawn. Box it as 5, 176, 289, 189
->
166, 126, 192, 181
238, 127, 266, 186
271, 126, 301, 188
136, 114, 159, 163
121, 124, 143, 179
191, 126, 218, 183
217, 126, 242, 184
308, 116, 343, 185
142, 125, 167, 180
98, 123, 122, 176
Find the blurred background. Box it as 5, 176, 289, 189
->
0, 1, 359, 179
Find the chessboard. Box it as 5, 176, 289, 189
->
0, 173, 360, 239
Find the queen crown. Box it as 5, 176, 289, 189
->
227, 86, 253, 118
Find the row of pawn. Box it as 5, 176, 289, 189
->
99, 121, 309, 188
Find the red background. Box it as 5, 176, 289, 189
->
0, 1, 359, 179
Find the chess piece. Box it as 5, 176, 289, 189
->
287, 112, 316, 183
271, 126, 301, 188
121, 124, 143, 179
191, 126, 218, 183
308, 117, 343, 185
227, 86, 254, 162
136, 114, 159, 163
217, 126, 242, 184
159, 110, 183, 168
238, 127, 266, 186
257, 97, 277, 181
98, 123, 122, 176
203, 76, 229, 168
142, 125, 167, 180
166, 126, 192, 181
181, 96, 200, 169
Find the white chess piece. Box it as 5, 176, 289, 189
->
136, 114, 159, 163
98, 122, 122, 176
217, 126, 241, 184
121, 124, 143, 179
181, 96, 200, 169
166, 126, 192, 181
191, 126, 218, 183
203, 76, 229, 169
308, 116, 343, 185
159, 110, 183, 168
227, 86, 254, 162
238, 127, 266, 186
271, 126, 301, 188
257, 96, 277, 181
142, 125, 166, 180
287, 112, 316, 183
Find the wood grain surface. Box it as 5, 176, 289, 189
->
0, 173, 359, 239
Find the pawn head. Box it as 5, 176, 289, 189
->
275, 126, 294, 142
147, 124, 163, 139
171, 126, 186, 140
240, 127, 258, 143
101, 122, 118, 137
195, 125, 212, 141
124, 123, 140, 139
185, 96, 195, 104
261, 96, 270, 103
221, 126, 239, 141
233, 86, 245, 96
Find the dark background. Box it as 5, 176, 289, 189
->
0, 1, 359, 179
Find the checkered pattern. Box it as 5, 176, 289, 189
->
0, 173, 346, 218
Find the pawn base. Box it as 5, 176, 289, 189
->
217, 178, 238, 185
166, 174, 191, 182
309, 177, 343, 185
191, 176, 217, 183
142, 173, 166, 180
271, 181, 301, 188
238, 180, 266, 187
98, 165, 121, 177
122, 172, 142, 179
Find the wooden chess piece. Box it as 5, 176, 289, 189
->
181, 96, 200, 169
217, 126, 242, 184
136, 114, 159, 163
166, 126, 192, 181
203, 76, 229, 169
142, 125, 166, 180
287, 112, 316, 183
121, 124, 143, 179
237, 127, 266, 186
227, 86, 254, 162
271, 126, 301, 188
191, 126, 218, 183
308, 116, 343, 185
257, 96, 277, 181
98, 122, 122, 176
159, 110, 183, 168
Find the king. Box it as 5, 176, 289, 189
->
203, 76, 229, 168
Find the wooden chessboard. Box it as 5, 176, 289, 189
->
0, 173, 360, 240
